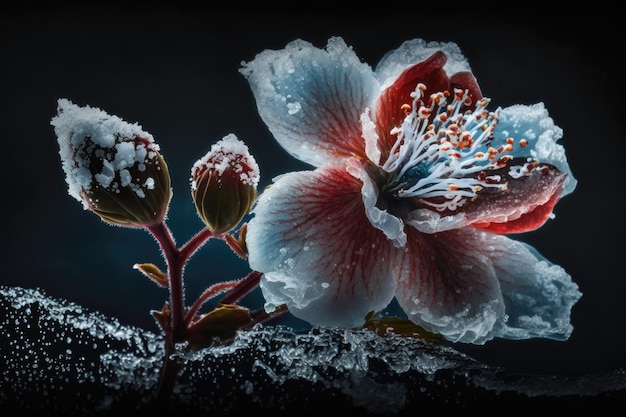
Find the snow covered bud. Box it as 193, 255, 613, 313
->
51, 99, 172, 228
191, 134, 259, 234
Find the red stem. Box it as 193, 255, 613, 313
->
219, 270, 262, 305
179, 228, 215, 261
146, 222, 186, 341
183, 280, 240, 325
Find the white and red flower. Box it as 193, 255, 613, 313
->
240, 37, 581, 344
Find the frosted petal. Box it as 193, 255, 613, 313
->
495, 103, 577, 197
488, 237, 582, 341
395, 228, 581, 344
246, 166, 397, 328
394, 228, 504, 344
346, 158, 406, 247
408, 164, 567, 235
374, 39, 472, 90
240, 37, 379, 167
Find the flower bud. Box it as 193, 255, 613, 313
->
191, 134, 259, 234
51, 99, 172, 228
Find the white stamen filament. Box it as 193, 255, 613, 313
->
381, 83, 516, 211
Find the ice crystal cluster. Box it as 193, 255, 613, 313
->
2, 286, 624, 416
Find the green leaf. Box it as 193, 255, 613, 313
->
186, 304, 253, 350
362, 316, 444, 343
134, 263, 168, 287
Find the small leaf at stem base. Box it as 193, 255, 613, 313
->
151, 303, 170, 333
187, 304, 253, 350
362, 317, 444, 343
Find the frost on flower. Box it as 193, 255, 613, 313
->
240, 37, 581, 344
191, 133, 259, 234
51, 99, 172, 227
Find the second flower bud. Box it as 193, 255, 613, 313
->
191, 134, 259, 234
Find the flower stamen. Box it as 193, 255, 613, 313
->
381, 83, 535, 211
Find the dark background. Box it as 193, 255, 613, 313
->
2, 6, 624, 380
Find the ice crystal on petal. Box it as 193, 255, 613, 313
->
1, 286, 623, 414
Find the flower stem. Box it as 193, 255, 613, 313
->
183, 280, 240, 325
179, 228, 215, 261
146, 222, 186, 341
219, 270, 262, 305
144, 223, 261, 407
145, 221, 187, 406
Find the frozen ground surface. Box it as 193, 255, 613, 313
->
1, 285, 624, 416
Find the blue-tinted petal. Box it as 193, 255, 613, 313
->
490, 238, 582, 341
246, 166, 397, 328
240, 37, 379, 167
494, 102, 577, 197
395, 227, 580, 344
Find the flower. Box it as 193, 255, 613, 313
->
240, 37, 581, 344
52, 99, 172, 228
191, 134, 259, 234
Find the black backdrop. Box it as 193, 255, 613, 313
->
2, 6, 624, 380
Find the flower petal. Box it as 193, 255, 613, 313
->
394, 227, 505, 344
375, 39, 472, 89
495, 103, 577, 197
394, 227, 580, 344
240, 37, 378, 167
375, 51, 450, 142
346, 158, 406, 247
488, 238, 581, 341
374, 48, 481, 162
409, 162, 567, 234
468, 163, 567, 234
246, 166, 397, 328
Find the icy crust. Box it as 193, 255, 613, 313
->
1, 286, 624, 416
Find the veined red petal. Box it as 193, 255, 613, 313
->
418, 162, 567, 235
375, 52, 449, 155
473, 186, 563, 234
246, 166, 398, 328
394, 227, 504, 343
468, 164, 566, 234
394, 227, 580, 343
449, 71, 483, 107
